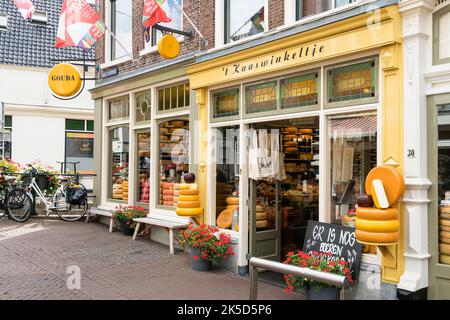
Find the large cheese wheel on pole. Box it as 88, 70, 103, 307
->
356, 207, 399, 220
158, 34, 180, 59
175, 207, 203, 216
178, 195, 200, 202
365, 166, 405, 207
356, 229, 400, 245
177, 201, 201, 208
179, 189, 199, 196
355, 218, 400, 233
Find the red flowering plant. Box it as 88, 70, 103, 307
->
178, 224, 234, 264
283, 250, 353, 293
112, 205, 147, 227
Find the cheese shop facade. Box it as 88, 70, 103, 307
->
187, 4, 407, 299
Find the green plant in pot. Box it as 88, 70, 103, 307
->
112, 205, 147, 236
283, 250, 353, 300
178, 223, 234, 271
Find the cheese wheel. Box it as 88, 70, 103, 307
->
440, 254, 450, 265
227, 205, 239, 210
300, 128, 313, 134
178, 184, 191, 190
283, 141, 298, 148
256, 220, 268, 229
440, 219, 450, 227
440, 225, 450, 232
256, 205, 266, 212
440, 231, 450, 239
371, 179, 389, 209
162, 189, 173, 195
162, 195, 173, 201
343, 214, 356, 226
440, 243, 450, 255
176, 207, 203, 216
162, 182, 174, 189
179, 189, 199, 196
173, 190, 180, 196
440, 213, 450, 220
284, 127, 298, 134
216, 209, 233, 229
177, 201, 201, 208
440, 237, 450, 244
284, 147, 298, 153
365, 166, 405, 207
171, 120, 185, 127
162, 201, 174, 206
178, 195, 200, 202
256, 211, 268, 220
355, 218, 400, 233
356, 229, 400, 244
173, 183, 180, 190
284, 134, 298, 140
356, 207, 399, 220
440, 207, 450, 214
226, 197, 239, 205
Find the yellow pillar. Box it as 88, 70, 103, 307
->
380, 43, 404, 283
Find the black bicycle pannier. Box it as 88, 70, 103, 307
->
66, 185, 87, 205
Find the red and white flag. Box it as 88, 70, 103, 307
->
55, 0, 106, 51
143, 0, 171, 28
13, 0, 35, 20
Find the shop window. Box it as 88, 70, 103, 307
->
211, 88, 240, 120
110, 0, 132, 60
326, 60, 377, 106
157, 82, 190, 112
281, 73, 319, 109
108, 96, 130, 121
87, 120, 94, 132
65, 132, 94, 173
136, 131, 151, 205
145, 0, 183, 49
110, 126, 129, 202
2, 115, 12, 159
66, 119, 86, 131
214, 126, 240, 230
225, 0, 265, 44
329, 114, 377, 252
296, 0, 355, 20
245, 81, 277, 115
135, 90, 151, 123
433, 5, 450, 65
158, 119, 189, 208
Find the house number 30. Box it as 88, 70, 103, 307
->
407, 149, 415, 158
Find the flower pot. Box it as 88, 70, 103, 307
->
306, 287, 340, 300
190, 248, 212, 271
120, 220, 134, 236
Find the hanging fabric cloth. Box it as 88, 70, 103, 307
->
257, 129, 272, 179
248, 128, 259, 180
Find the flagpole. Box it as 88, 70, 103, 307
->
106, 26, 132, 58
172, 0, 204, 39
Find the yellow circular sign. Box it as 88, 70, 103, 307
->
48, 63, 82, 97
158, 35, 180, 60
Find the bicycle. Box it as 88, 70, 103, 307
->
0, 166, 33, 223
21, 164, 88, 222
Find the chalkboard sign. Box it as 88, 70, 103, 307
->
303, 220, 362, 280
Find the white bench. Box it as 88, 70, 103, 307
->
132, 217, 188, 254
85, 207, 115, 233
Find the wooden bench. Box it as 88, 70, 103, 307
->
85, 207, 115, 233
132, 217, 188, 254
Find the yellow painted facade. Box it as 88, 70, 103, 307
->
187, 5, 404, 283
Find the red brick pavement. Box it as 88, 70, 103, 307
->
0, 219, 302, 300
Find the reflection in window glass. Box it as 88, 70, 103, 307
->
158, 83, 190, 112
65, 132, 94, 173
212, 88, 240, 119
108, 96, 130, 121
225, 0, 265, 43
137, 132, 151, 204
135, 91, 151, 123
281, 73, 318, 109
245, 81, 277, 114
296, 0, 355, 20
214, 126, 239, 230
145, 0, 183, 48
110, 126, 129, 201
158, 119, 189, 208
111, 0, 132, 60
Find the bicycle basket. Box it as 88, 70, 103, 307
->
21, 174, 49, 189
66, 185, 87, 205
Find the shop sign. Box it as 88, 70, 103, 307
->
303, 220, 362, 280
48, 63, 82, 97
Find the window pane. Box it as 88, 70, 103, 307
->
158, 119, 189, 208
245, 81, 277, 114
66, 119, 85, 131
226, 0, 265, 43
335, 0, 355, 8
111, 0, 132, 60
439, 11, 450, 60
65, 132, 94, 173
157, 82, 190, 112
108, 96, 130, 121
212, 88, 240, 119
298, 0, 331, 19
328, 61, 376, 104
110, 126, 129, 201
146, 0, 183, 48
4, 115, 12, 128
137, 132, 151, 204
87, 120, 94, 132
281, 73, 318, 109
135, 90, 151, 123
214, 126, 240, 230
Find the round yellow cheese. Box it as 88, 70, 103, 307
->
178, 195, 200, 202
355, 218, 399, 233
176, 207, 203, 216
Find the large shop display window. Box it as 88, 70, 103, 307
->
225, 0, 265, 44
137, 131, 150, 205
158, 119, 190, 208
214, 126, 240, 230
110, 126, 130, 202
437, 104, 450, 265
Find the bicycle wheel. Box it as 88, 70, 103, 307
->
6, 189, 32, 223
54, 189, 88, 222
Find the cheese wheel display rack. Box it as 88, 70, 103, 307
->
137, 132, 151, 205
439, 205, 450, 265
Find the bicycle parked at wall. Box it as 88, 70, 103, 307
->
0, 166, 33, 223
21, 164, 88, 222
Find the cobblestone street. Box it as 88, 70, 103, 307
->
0, 218, 299, 300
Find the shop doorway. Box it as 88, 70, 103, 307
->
248, 116, 320, 279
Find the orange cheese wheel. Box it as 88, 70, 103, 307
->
440, 243, 450, 255
440, 219, 450, 227
227, 205, 239, 210
440, 231, 450, 239
440, 225, 450, 232
440, 207, 450, 214
300, 128, 313, 134
176, 207, 203, 216
283, 141, 298, 148
284, 147, 298, 153
356, 207, 399, 220
284, 134, 298, 140
162, 195, 173, 202
284, 127, 299, 134
162, 189, 173, 195
440, 213, 450, 220
162, 182, 174, 189
440, 254, 450, 265
256, 211, 268, 220
355, 218, 399, 233
179, 189, 199, 196
256, 220, 268, 229
162, 201, 173, 207
158, 35, 180, 59
177, 201, 201, 208
356, 229, 400, 244
216, 209, 233, 229
178, 195, 199, 202
226, 197, 239, 205
365, 166, 405, 207
173, 190, 180, 196
440, 237, 450, 244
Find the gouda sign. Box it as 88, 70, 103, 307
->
48, 63, 82, 97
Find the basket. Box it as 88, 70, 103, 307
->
22, 174, 49, 190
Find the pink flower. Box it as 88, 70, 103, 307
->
192, 255, 199, 261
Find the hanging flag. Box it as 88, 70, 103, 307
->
55, 0, 106, 51
143, 0, 171, 28
250, 7, 265, 33
13, 0, 35, 20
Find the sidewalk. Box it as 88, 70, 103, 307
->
0, 219, 301, 300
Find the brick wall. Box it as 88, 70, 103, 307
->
269, 0, 285, 30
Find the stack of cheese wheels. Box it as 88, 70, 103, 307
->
226, 195, 239, 211
112, 183, 123, 200
355, 166, 405, 245
439, 206, 450, 265
122, 180, 129, 202
255, 203, 268, 229
216, 196, 239, 229
161, 182, 174, 207
176, 184, 203, 217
